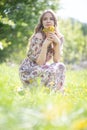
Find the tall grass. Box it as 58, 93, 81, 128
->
0, 63, 87, 130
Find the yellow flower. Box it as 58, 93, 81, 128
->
43, 26, 55, 33
71, 118, 87, 130
49, 81, 55, 86
29, 79, 33, 83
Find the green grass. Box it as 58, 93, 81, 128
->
0, 63, 87, 130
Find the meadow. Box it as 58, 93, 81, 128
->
0, 63, 87, 130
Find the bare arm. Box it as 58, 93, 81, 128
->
47, 32, 62, 62
36, 39, 52, 65
53, 41, 61, 62
53, 36, 64, 62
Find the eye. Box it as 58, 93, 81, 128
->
43, 17, 47, 21
50, 17, 54, 20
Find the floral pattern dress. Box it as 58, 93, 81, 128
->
19, 33, 66, 91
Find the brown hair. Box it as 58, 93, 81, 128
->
27, 9, 63, 53
35, 9, 58, 34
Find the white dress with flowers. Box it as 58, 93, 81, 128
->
19, 33, 66, 91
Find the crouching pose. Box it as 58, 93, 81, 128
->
19, 9, 66, 92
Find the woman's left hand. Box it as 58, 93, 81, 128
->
47, 32, 61, 46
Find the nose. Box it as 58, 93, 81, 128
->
47, 19, 51, 23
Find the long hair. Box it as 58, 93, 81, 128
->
35, 9, 58, 33
34, 9, 63, 39
27, 9, 63, 54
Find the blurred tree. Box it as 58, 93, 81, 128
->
59, 19, 87, 64
1, 0, 86, 64
0, 0, 60, 63
81, 23, 87, 35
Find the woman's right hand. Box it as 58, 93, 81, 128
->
43, 36, 53, 48
36, 37, 52, 65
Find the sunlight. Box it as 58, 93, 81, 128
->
58, 0, 87, 23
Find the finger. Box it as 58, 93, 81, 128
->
47, 37, 53, 41
48, 34, 54, 39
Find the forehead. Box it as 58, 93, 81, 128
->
43, 12, 53, 18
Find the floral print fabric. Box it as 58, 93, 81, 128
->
19, 34, 66, 91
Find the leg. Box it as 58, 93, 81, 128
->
54, 62, 66, 92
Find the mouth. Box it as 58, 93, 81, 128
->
45, 25, 52, 28
46, 24, 51, 27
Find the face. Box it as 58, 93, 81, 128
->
42, 12, 55, 28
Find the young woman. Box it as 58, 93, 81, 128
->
19, 9, 66, 92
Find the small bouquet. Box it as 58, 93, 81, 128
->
43, 26, 55, 33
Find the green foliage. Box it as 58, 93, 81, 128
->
59, 19, 87, 63
0, 63, 87, 130
0, 0, 87, 64
81, 23, 87, 35
0, 0, 60, 63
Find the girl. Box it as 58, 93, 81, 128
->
19, 9, 66, 92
